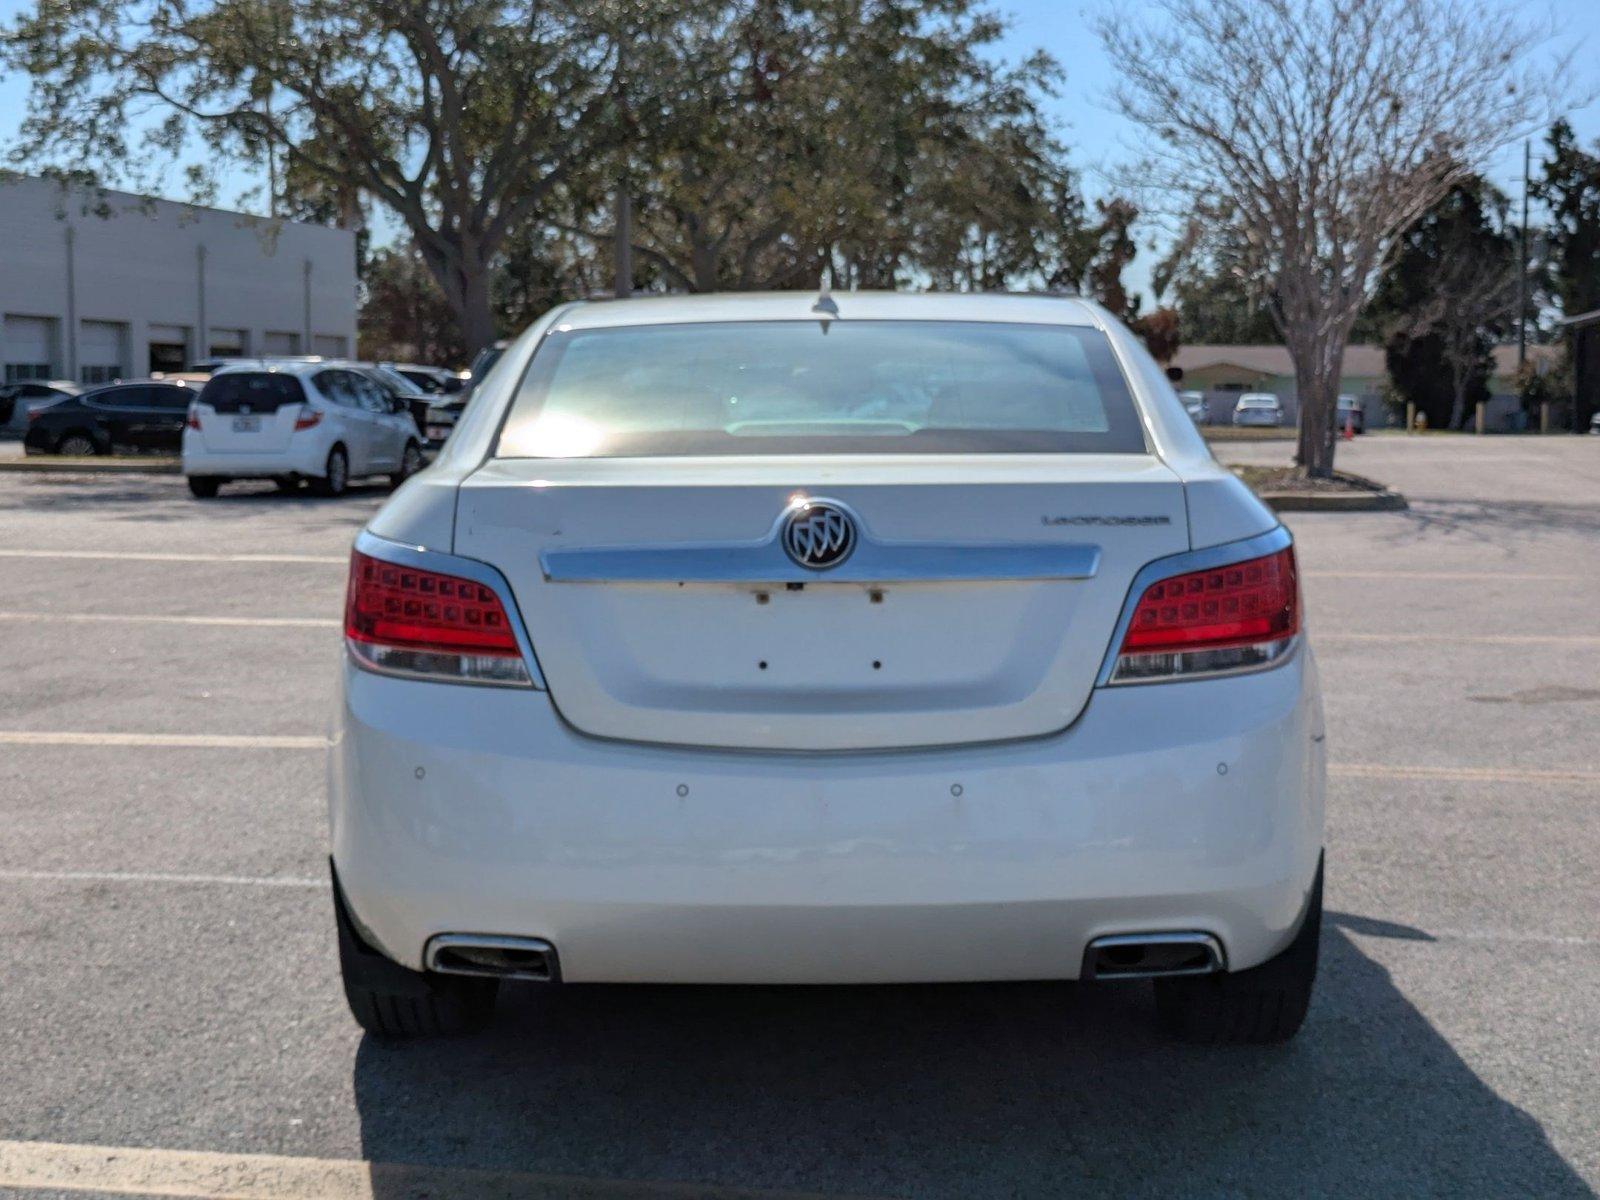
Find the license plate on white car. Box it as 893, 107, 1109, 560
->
232, 415, 261, 432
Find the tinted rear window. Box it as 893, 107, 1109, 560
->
199, 373, 307, 413
497, 321, 1145, 457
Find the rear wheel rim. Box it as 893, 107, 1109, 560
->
59, 435, 95, 456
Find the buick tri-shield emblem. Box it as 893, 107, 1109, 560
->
782, 500, 856, 570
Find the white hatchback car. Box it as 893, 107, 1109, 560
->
331, 292, 1325, 1044
182, 362, 425, 497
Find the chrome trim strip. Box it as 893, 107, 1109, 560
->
1083, 931, 1226, 981
1093, 525, 1296, 688
541, 499, 1101, 584
1108, 635, 1300, 685
351, 529, 548, 689
344, 639, 533, 689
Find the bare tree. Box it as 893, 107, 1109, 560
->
1100, 0, 1561, 476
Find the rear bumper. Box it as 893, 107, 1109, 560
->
181, 442, 325, 479
331, 645, 1325, 983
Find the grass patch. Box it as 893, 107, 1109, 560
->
1231, 465, 1387, 495
1202, 426, 1297, 442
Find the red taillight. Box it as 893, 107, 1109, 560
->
344, 551, 531, 686
346, 551, 518, 653
186, 409, 201, 431
294, 410, 322, 431
1123, 547, 1298, 653
1111, 546, 1299, 683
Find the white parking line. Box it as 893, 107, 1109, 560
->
1305, 570, 1586, 582
0, 731, 328, 750
1318, 632, 1600, 646
0, 1138, 868, 1200
1332, 763, 1600, 785
0, 548, 344, 564
0, 1138, 859, 1199
0, 869, 322, 889
0, 610, 338, 629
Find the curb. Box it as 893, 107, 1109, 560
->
1257, 490, 1408, 512
0, 457, 181, 475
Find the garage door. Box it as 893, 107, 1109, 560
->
3, 315, 57, 381
263, 331, 300, 356
80, 320, 127, 384
209, 328, 246, 357
312, 334, 348, 358
148, 324, 190, 373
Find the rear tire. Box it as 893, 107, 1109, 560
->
389, 440, 423, 490
333, 866, 497, 1039
57, 432, 98, 456
1154, 854, 1322, 1044
316, 446, 349, 497
187, 476, 221, 499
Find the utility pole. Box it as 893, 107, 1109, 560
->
1518, 138, 1530, 371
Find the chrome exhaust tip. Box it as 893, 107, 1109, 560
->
1082, 932, 1225, 981
425, 934, 560, 983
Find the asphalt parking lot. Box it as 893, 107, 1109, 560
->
1, 437, 1597, 1199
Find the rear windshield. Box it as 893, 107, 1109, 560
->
1239, 396, 1278, 408
199, 372, 307, 413
496, 321, 1145, 457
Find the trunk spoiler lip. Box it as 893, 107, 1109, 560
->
539, 498, 1104, 585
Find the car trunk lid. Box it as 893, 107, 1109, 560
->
454, 455, 1188, 751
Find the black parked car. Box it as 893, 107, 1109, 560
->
23, 380, 198, 455
1, 380, 81, 431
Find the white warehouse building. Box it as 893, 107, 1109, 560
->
0, 175, 357, 384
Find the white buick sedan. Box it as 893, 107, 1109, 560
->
331, 292, 1325, 1044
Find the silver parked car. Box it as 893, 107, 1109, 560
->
1233, 393, 1285, 427
1178, 390, 1207, 424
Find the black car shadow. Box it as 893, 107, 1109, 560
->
351, 923, 1591, 1198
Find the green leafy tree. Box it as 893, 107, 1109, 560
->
1372, 178, 1519, 429
1153, 203, 1282, 345
1532, 119, 1600, 431
575, 0, 1083, 295
2, 0, 634, 357
1534, 120, 1600, 320
358, 244, 467, 366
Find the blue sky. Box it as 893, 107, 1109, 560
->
2, 0, 1596, 302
